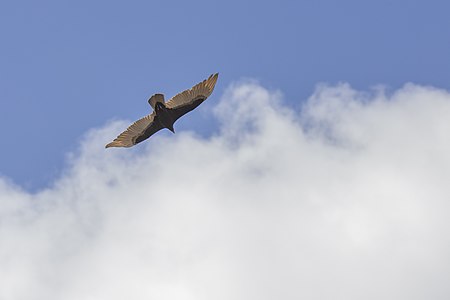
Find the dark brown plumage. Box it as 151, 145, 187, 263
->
105, 73, 219, 148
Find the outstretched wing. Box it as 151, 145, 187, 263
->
165, 73, 218, 122
105, 112, 163, 148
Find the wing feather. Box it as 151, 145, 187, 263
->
105, 113, 158, 148
165, 73, 218, 109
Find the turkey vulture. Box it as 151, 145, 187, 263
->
105, 73, 219, 148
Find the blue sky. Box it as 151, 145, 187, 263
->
1, 0, 449, 189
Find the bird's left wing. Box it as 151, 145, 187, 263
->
165, 73, 218, 122
105, 112, 163, 148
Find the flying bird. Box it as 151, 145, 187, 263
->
106, 73, 219, 148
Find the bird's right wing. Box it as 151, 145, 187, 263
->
105, 112, 163, 148
165, 73, 218, 121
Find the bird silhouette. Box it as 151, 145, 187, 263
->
106, 73, 219, 148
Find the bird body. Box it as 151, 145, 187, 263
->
154, 101, 175, 133
106, 73, 218, 148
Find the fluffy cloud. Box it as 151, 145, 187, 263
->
1, 80, 450, 299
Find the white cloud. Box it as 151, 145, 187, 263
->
1, 80, 450, 299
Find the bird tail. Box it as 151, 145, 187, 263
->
148, 93, 165, 109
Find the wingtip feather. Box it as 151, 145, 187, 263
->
105, 141, 131, 148
207, 73, 219, 90
210, 73, 219, 81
